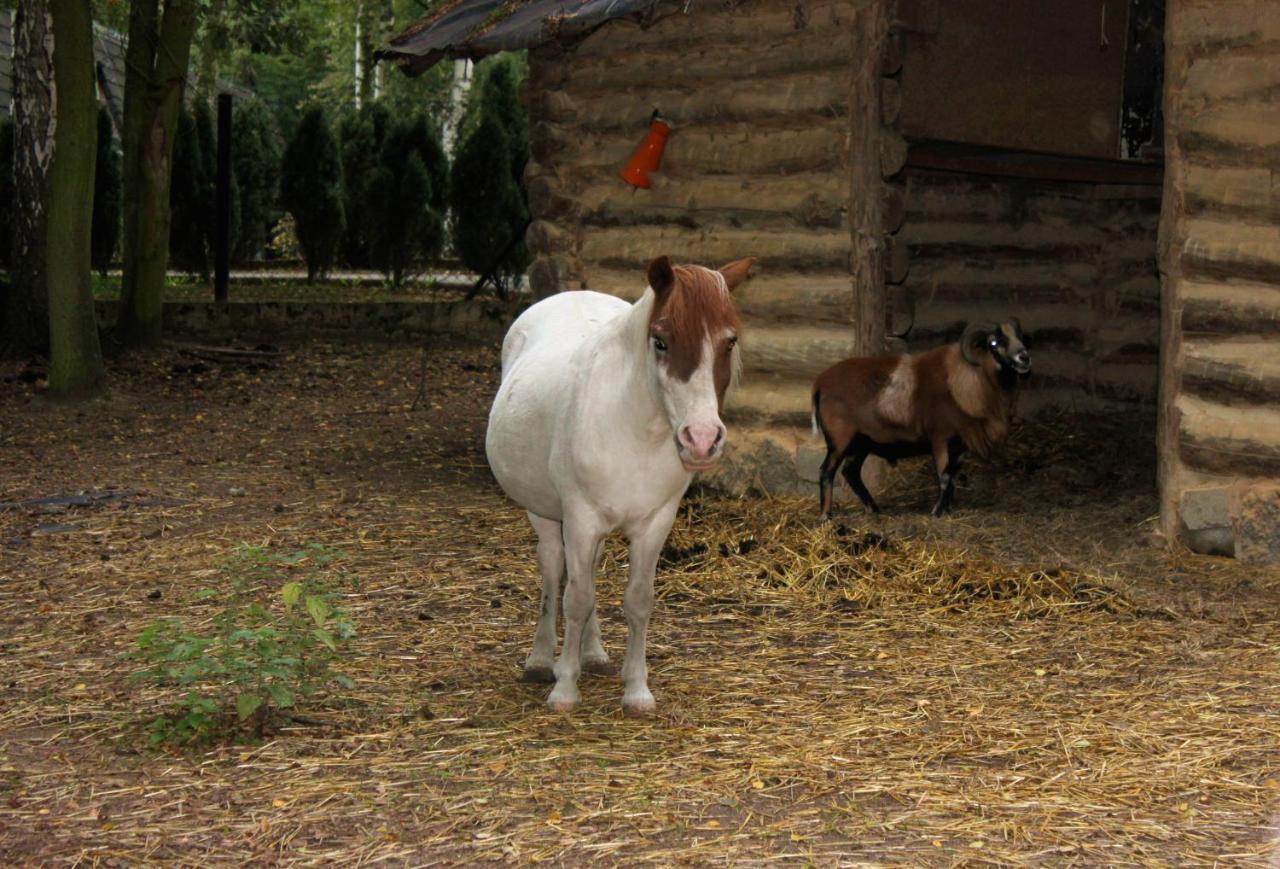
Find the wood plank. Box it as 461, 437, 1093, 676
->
531, 120, 847, 177
555, 72, 850, 129
582, 267, 853, 324
738, 322, 858, 380
578, 226, 850, 274
572, 0, 858, 57
1183, 339, 1280, 406
573, 171, 847, 230
1181, 281, 1280, 336
1182, 218, 1280, 286
906, 142, 1163, 185
1178, 395, 1280, 478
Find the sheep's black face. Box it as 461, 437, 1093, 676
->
988, 319, 1031, 375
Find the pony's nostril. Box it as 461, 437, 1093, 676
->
713, 427, 725, 447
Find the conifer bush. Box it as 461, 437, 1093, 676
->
450, 55, 530, 295
281, 106, 345, 282
91, 108, 122, 277
232, 99, 282, 262
0, 120, 15, 271
364, 116, 446, 287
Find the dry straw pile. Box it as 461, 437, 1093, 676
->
0, 343, 1278, 864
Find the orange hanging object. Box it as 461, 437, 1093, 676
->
620, 110, 671, 189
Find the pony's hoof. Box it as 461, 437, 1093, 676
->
520, 666, 556, 684
547, 685, 580, 712
583, 657, 618, 677
819, 512, 831, 523
623, 691, 656, 717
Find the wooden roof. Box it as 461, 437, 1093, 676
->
383, 0, 655, 75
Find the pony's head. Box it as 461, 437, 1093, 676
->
645, 254, 756, 472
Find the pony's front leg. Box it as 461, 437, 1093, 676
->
549, 517, 605, 712
621, 503, 679, 715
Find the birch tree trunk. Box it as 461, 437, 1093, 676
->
6, 1, 53, 356
46, 0, 104, 397
116, 0, 199, 347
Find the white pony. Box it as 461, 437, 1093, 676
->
486, 255, 755, 713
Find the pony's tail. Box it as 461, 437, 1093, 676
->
811, 388, 823, 438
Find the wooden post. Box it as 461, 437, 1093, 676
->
214, 92, 232, 303
850, 0, 890, 357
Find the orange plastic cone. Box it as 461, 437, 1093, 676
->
621, 110, 671, 189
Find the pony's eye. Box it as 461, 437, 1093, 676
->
653, 336, 668, 353
726, 336, 738, 353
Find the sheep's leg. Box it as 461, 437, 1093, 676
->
930, 436, 963, 517
818, 445, 844, 521
840, 442, 880, 514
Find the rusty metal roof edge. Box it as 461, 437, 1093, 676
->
381, 0, 657, 72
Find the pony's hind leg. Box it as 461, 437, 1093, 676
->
522, 512, 563, 683
581, 537, 613, 675
549, 513, 606, 712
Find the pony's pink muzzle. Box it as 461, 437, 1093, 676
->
678, 423, 727, 470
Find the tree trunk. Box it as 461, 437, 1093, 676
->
46, 0, 104, 397
116, 0, 199, 347
6, 2, 53, 357
849, 0, 889, 358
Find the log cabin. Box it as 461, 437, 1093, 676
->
385, 0, 1280, 563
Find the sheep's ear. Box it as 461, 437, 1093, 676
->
647, 255, 675, 299
717, 257, 757, 292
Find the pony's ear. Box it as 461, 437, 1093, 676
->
717, 257, 757, 292
647, 255, 675, 297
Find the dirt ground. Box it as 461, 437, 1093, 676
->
2, 336, 1279, 865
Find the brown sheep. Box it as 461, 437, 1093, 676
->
811, 319, 1031, 519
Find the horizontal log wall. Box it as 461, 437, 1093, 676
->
899, 171, 1162, 414
1160, 0, 1280, 562
525, 0, 861, 493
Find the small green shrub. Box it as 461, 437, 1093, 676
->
281, 106, 345, 281
131, 543, 356, 747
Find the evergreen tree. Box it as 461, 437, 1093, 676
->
477, 56, 528, 183
450, 111, 528, 295
281, 105, 345, 282
169, 109, 210, 277
91, 107, 122, 277
338, 102, 391, 267
231, 99, 281, 262
0, 120, 14, 272
365, 117, 445, 288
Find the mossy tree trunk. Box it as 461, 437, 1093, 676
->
46, 0, 104, 397
6, 2, 53, 357
116, 0, 199, 347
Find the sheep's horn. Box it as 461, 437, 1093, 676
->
960, 322, 994, 366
